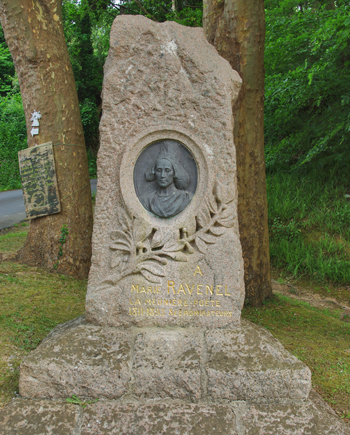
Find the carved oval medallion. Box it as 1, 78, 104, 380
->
133, 140, 198, 218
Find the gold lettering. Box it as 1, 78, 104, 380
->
157, 286, 161, 294
131, 285, 139, 293
216, 300, 220, 307
184, 310, 189, 316
216, 285, 223, 295
136, 298, 142, 305
206, 285, 213, 295
225, 285, 231, 296
205, 300, 209, 307
178, 299, 183, 306
197, 284, 203, 295
169, 309, 174, 315
193, 300, 198, 306
184, 300, 188, 307
147, 286, 153, 294
186, 284, 195, 295
168, 280, 175, 294
164, 299, 169, 305
178, 284, 186, 295
194, 265, 203, 276
140, 286, 146, 294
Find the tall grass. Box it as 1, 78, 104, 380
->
267, 169, 350, 284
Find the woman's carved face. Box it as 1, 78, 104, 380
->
155, 158, 174, 188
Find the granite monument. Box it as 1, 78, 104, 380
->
1, 15, 349, 435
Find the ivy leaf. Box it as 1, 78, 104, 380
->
195, 234, 207, 254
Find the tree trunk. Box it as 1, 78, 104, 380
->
203, 0, 272, 306
0, 0, 93, 278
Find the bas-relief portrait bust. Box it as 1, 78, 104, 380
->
133, 140, 197, 218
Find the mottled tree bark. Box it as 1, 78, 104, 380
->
0, 0, 93, 278
203, 0, 272, 305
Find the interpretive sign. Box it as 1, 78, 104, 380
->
18, 141, 60, 219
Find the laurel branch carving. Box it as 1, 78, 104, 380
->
103, 180, 235, 285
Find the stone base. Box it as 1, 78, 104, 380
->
19, 316, 311, 403
1, 317, 349, 434
1, 391, 350, 434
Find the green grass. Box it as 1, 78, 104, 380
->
0, 224, 28, 253
243, 294, 350, 421
267, 170, 350, 284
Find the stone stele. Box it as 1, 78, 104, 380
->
1, 16, 350, 435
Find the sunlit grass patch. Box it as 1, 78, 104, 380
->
0, 223, 28, 253
243, 294, 350, 421
0, 262, 87, 408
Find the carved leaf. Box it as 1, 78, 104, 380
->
164, 252, 188, 262
195, 234, 207, 254
110, 242, 131, 252
213, 179, 226, 204
220, 202, 235, 220
151, 228, 175, 249
140, 261, 166, 277
206, 194, 218, 214
111, 254, 123, 269
210, 226, 226, 236
110, 230, 132, 246
216, 215, 235, 228
196, 206, 211, 228
111, 253, 129, 269
147, 255, 168, 265
213, 180, 235, 205
133, 218, 153, 243
117, 207, 132, 232
140, 269, 162, 283
198, 232, 217, 244
162, 231, 185, 252
183, 216, 196, 237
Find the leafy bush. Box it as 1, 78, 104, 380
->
265, 0, 350, 173
0, 93, 27, 190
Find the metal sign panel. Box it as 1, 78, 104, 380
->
18, 142, 61, 219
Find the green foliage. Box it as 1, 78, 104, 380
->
0, 27, 15, 96
265, 0, 350, 172
267, 170, 350, 284
54, 225, 69, 269
0, 92, 27, 191
66, 395, 99, 408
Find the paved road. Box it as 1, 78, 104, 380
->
0, 179, 97, 230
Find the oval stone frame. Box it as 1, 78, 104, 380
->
120, 128, 210, 230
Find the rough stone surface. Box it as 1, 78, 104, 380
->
1, 393, 350, 435
131, 328, 202, 400
85, 15, 244, 328
19, 317, 311, 403
19, 316, 132, 399
0, 399, 79, 435
206, 321, 311, 401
